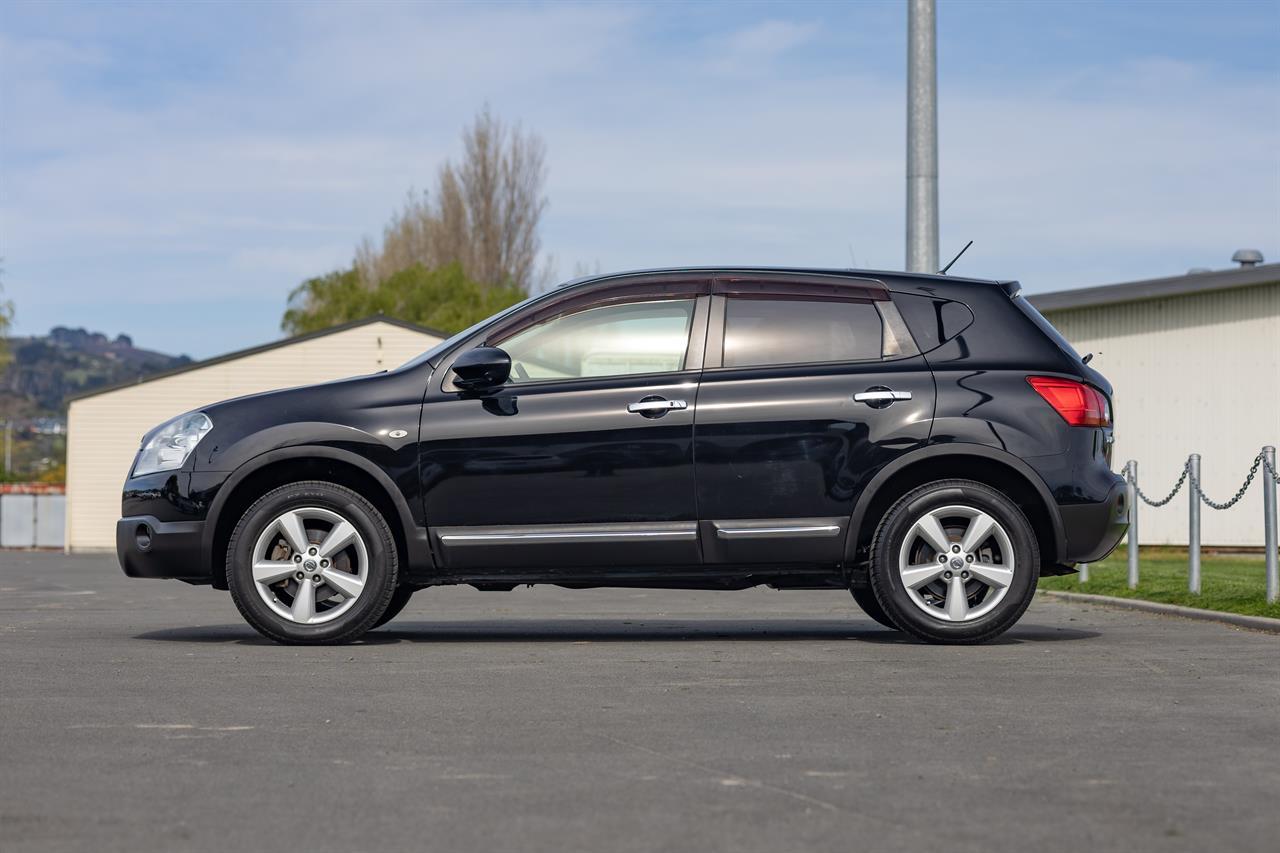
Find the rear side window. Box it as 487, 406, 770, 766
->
723, 298, 913, 368
891, 292, 974, 353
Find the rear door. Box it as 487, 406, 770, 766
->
694, 274, 935, 565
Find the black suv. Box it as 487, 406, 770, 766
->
117, 268, 1127, 644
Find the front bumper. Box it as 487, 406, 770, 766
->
1057, 475, 1128, 564
116, 516, 211, 583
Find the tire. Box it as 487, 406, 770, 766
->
226, 480, 399, 644
373, 585, 417, 629
850, 585, 900, 630
869, 479, 1038, 644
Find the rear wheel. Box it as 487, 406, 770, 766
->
869, 479, 1038, 644
226, 481, 398, 644
850, 585, 899, 630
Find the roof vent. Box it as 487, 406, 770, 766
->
1231, 248, 1264, 268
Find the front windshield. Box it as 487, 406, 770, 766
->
394, 289, 547, 371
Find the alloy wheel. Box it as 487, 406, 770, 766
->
250, 507, 369, 625
896, 504, 1015, 622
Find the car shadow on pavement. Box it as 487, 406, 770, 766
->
134, 619, 1099, 646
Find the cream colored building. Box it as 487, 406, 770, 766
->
65, 317, 445, 552
1031, 262, 1279, 547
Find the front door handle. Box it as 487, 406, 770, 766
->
854, 389, 912, 407
627, 398, 688, 417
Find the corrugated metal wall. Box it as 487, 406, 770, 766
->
66, 322, 442, 552
0, 494, 66, 548
1044, 282, 1280, 546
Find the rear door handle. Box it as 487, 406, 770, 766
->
853, 389, 912, 406
627, 398, 688, 416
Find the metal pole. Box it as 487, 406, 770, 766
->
906, 0, 939, 273
1188, 454, 1201, 594
1264, 446, 1277, 604
1079, 562, 1089, 583
1126, 460, 1139, 589
3, 421, 10, 476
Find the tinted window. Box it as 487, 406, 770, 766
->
497, 299, 695, 383
891, 293, 973, 353
723, 298, 884, 367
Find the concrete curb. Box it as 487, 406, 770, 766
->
1039, 590, 1280, 635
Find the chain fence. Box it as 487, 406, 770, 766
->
1132, 452, 1270, 510
1081, 446, 1278, 603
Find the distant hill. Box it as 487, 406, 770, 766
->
0, 327, 192, 418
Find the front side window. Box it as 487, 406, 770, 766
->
723, 297, 896, 368
495, 299, 696, 383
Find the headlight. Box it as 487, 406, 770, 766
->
133, 412, 213, 477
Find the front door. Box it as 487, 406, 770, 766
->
418, 279, 710, 571
694, 275, 936, 565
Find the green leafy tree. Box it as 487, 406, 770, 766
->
281, 262, 524, 337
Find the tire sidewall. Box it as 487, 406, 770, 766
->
871, 481, 1038, 643
850, 585, 900, 630
227, 482, 397, 643
372, 585, 416, 629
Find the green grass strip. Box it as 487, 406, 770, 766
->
1038, 548, 1280, 619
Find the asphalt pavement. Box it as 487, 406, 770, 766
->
3, 551, 1278, 853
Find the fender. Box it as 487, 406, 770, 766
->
200, 445, 434, 579
841, 442, 1067, 565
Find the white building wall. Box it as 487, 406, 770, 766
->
1043, 282, 1280, 546
66, 322, 441, 551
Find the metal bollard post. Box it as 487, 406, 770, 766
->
1264, 446, 1277, 604
1126, 460, 1139, 590
1079, 562, 1089, 583
1188, 454, 1201, 594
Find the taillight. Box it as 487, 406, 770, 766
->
1027, 376, 1111, 427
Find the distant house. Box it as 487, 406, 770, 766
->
31, 418, 67, 436
1031, 260, 1278, 547
65, 317, 445, 552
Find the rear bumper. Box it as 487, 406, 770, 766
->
116, 516, 211, 583
1057, 475, 1128, 564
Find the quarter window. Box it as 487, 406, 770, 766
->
495, 299, 696, 383
723, 298, 895, 367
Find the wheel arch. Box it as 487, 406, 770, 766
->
202, 447, 432, 589
844, 444, 1065, 570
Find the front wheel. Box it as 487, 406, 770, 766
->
226, 481, 399, 644
869, 479, 1038, 644
373, 585, 417, 629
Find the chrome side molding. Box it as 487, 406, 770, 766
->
711, 518, 844, 540
439, 519, 846, 546
438, 521, 698, 546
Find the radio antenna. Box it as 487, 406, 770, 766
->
939, 240, 973, 275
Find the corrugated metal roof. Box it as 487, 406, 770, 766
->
1029, 263, 1279, 312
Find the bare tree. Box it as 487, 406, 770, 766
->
357, 108, 549, 293
0, 261, 13, 373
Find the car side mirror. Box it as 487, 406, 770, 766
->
452, 346, 512, 392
